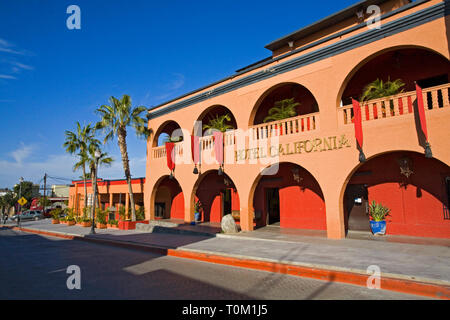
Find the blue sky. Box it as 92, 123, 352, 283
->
0, 0, 357, 189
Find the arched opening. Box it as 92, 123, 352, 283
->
193, 170, 240, 223
343, 151, 450, 238
250, 82, 319, 126
195, 105, 237, 136
153, 121, 184, 147
251, 162, 326, 230
339, 47, 450, 107
152, 176, 185, 221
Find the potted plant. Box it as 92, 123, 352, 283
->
66, 208, 76, 226
96, 208, 107, 229
80, 215, 92, 227
368, 201, 391, 236
136, 206, 146, 221
51, 208, 61, 224
107, 219, 119, 229
263, 98, 299, 135
194, 200, 203, 222
360, 78, 405, 117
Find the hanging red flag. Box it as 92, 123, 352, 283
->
415, 83, 428, 140
191, 135, 200, 165
165, 142, 175, 172
352, 98, 363, 148
213, 131, 224, 165
415, 83, 432, 158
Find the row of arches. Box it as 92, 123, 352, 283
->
150, 151, 450, 239
154, 46, 450, 147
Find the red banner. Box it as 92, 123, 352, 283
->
213, 131, 224, 165
415, 83, 428, 141
352, 98, 363, 148
165, 142, 175, 171
191, 135, 200, 165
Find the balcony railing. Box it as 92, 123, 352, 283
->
250, 112, 319, 140
340, 83, 450, 125
152, 142, 184, 159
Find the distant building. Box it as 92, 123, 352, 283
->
51, 185, 70, 198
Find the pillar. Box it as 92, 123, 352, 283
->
125, 193, 130, 219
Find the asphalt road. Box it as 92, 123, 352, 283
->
0, 227, 430, 300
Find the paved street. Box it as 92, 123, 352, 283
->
0, 228, 430, 300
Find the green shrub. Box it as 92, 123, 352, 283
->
118, 206, 126, 221
51, 208, 61, 220
368, 201, 391, 222
136, 207, 145, 221
108, 219, 118, 226
66, 208, 75, 222
96, 208, 107, 224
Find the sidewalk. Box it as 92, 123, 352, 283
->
2, 219, 450, 299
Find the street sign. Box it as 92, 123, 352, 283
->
17, 197, 27, 206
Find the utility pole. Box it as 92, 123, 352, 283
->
43, 173, 47, 213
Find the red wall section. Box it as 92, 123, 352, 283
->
348, 152, 450, 239
253, 163, 326, 230
170, 192, 185, 220
196, 172, 240, 223
280, 186, 326, 230
157, 178, 185, 220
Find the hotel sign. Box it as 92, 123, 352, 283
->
235, 134, 351, 161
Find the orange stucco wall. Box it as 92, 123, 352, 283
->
53, 1, 443, 239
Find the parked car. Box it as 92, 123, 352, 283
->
11, 210, 44, 221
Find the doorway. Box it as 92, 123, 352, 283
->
345, 184, 370, 232
221, 189, 232, 217
266, 188, 280, 226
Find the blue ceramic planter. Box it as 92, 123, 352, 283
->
370, 221, 386, 235
194, 212, 201, 222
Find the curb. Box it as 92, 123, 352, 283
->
8, 226, 450, 300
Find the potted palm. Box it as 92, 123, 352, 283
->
263, 98, 299, 135
51, 209, 61, 224
368, 201, 391, 235
96, 208, 107, 229
360, 78, 405, 117
202, 114, 235, 136
66, 209, 76, 226
107, 219, 119, 229
194, 200, 203, 222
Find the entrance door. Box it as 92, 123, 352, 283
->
221, 189, 232, 217
345, 184, 370, 231
266, 188, 280, 226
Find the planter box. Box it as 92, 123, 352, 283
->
118, 220, 149, 230
96, 223, 107, 229
67, 221, 76, 226
370, 221, 387, 236
51, 219, 60, 224
107, 224, 118, 229
80, 222, 92, 227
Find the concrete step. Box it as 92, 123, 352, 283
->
135, 222, 215, 237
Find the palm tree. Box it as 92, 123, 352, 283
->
95, 95, 150, 222
63, 122, 95, 209
202, 113, 234, 135
360, 78, 405, 102
263, 98, 299, 123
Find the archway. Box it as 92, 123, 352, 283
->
195, 105, 237, 136
343, 151, 450, 238
339, 47, 450, 107
153, 120, 184, 147
192, 170, 240, 223
249, 82, 319, 126
152, 176, 185, 220
251, 162, 326, 230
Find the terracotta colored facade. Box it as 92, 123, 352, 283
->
72, 0, 450, 240
143, 0, 450, 239
69, 178, 145, 220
